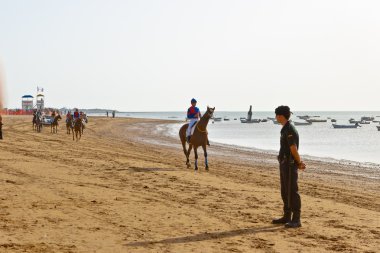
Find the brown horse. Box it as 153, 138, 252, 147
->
66, 117, 73, 135
179, 106, 215, 170
51, 115, 62, 133
73, 118, 82, 141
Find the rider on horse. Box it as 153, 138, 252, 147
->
186, 98, 202, 143
66, 111, 72, 123
73, 109, 80, 121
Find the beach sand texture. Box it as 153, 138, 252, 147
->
0, 116, 379, 253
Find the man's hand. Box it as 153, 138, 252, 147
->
297, 161, 306, 171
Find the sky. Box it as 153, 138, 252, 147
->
0, 0, 379, 112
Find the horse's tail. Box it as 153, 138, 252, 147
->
179, 124, 189, 152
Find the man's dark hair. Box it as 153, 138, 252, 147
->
275, 105, 292, 120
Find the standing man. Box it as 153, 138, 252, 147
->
272, 105, 306, 228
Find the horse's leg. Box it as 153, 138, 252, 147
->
202, 145, 209, 171
186, 144, 193, 168
194, 146, 199, 171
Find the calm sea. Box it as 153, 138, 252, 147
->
89, 111, 380, 166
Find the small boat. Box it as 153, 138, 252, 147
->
361, 116, 374, 121
331, 119, 337, 123
349, 118, 361, 124
261, 119, 268, 122
307, 118, 327, 123
246, 119, 261, 123
234, 118, 237, 120
294, 121, 312, 126
214, 117, 222, 122
241, 119, 261, 123
224, 117, 230, 121
298, 115, 310, 120
359, 121, 371, 125
333, 123, 360, 129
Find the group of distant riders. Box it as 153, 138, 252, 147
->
33, 108, 87, 135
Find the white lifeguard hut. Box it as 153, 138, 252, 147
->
36, 87, 45, 111
21, 95, 34, 111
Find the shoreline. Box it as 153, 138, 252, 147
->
89, 114, 380, 169
0, 115, 378, 252
155, 121, 380, 178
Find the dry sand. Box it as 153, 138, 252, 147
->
0, 115, 379, 253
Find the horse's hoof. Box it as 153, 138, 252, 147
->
194, 167, 198, 171
205, 167, 209, 171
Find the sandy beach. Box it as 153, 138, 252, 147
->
0, 115, 379, 253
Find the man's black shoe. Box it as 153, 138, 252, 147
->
272, 216, 291, 224
285, 220, 302, 228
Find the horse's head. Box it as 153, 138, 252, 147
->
57, 115, 62, 120
204, 106, 215, 119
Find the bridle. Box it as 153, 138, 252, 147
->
196, 109, 213, 133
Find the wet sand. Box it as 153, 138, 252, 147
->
0, 116, 378, 252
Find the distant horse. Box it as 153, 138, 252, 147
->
179, 106, 215, 170
66, 117, 73, 135
80, 114, 88, 134
32, 113, 37, 130
35, 115, 42, 133
51, 115, 62, 134
73, 118, 82, 141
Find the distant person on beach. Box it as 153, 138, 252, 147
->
186, 98, 201, 143
106, 111, 109, 117
272, 105, 306, 228
0, 114, 3, 139
112, 111, 115, 118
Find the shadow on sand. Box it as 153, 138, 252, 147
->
126, 225, 283, 247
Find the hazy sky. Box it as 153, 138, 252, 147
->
0, 0, 379, 111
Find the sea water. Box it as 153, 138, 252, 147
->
91, 111, 380, 166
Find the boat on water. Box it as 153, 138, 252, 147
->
241, 118, 261, 123
240, 105, 261, 123
307, 118, 327, 123
261, 119, 268, 123
331, 119, 337, 123
349, 118, 361, 124
247, 119, 261, 123
223, 117, 230, 121
361, 116, 374, 121
297, 115, 310, 120
213, 117, 222, 122
359, 121, 371, 124
332, 123, 360, 129
294, 121, 312, 126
